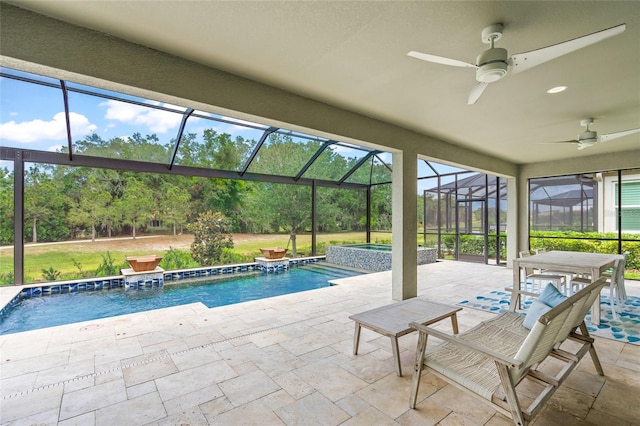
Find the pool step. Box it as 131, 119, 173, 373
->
302, 263, 364, 279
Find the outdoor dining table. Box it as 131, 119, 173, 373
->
510, 250, 623, 324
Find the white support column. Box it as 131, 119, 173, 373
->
506, 175, 524, 268
392, 150, 418, 301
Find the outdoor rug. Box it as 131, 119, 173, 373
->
458, 290, 640, 345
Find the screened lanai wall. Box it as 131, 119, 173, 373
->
529, 175, 597, 232
527, 170, 640, 275
418, 162, 508, 265
0, 66, 395, 285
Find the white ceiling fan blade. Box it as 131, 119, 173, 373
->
539, 140, 579, 145
407, 51, 476, 68
598, 127, 640, 143
467, 82, 489, 105
577, 142, 594, 150
509, 23, 626, 74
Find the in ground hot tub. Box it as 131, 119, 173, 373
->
325, 244, 436, 272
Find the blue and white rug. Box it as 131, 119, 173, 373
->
458, 291, 640, 345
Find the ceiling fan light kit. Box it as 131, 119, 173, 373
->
475, 48, 508, 83
407, 23, 626, 104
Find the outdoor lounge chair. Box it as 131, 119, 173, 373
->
409, 277, 607, 426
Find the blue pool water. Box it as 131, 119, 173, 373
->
0, 265, 361, 335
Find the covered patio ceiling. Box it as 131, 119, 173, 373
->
3, 1, 639, 166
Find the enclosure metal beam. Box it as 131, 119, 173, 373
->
338, 151, 378, 185
168, 108, 194, 170
13, 151, 24, 285
425, 160, 439, 176
437, 175, 442, 258
1, 147, 368, 191
60, 80, 74, 161
375, 154, 393, 173
366, 186, 371, 243
311, 180, 317, 255
294, 140, 335, 181
239, 126, 278, 176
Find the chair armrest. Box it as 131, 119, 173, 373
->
409, 321, 524, 368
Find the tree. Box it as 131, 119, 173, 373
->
243, 182, 311, 256
23, 165, 69, 243
67, 174, 111, 241
159, 183, 191, 236
121, 178, 154, 239
0, 168, 13, 245
188, 211, 234, 266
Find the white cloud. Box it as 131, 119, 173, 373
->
48, 144, 64, 153
101, 99, 184, 133
0, 112, 96, 143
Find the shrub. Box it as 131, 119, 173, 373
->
0, 272, 14, 285
530, 230, 640, 275
41, 267, 61, 281
95, 251, 123, 276
219, 248, 252, 264
188, 211, 234, 266
160, 247, 198, 270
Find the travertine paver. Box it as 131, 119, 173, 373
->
274, 392, 351, 425
1, 261, 639, 425
59, 379, 127, 421
217, 369, 280, 406
94, 392, 166, 425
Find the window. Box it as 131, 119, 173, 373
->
616, 180, 640, 232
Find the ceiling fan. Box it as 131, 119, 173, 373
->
546, 118, 640, 150
407, 23, 626, 105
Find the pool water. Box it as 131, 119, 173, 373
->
0, 264, 361, 335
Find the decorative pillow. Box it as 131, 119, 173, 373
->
538, 283, 567, 307
523, 299, 552, 329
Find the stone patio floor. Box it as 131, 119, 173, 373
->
1, 260, 639, 425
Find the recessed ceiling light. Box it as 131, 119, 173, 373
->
546, 86, 568, 94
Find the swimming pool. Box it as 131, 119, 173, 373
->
0, 264, 361, 335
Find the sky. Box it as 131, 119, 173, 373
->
0, 66, 468, 185
0, 68, 267, 155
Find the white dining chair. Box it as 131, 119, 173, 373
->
571, 253, 627, 318
535, 247, 574, 286
518, 250, 567, 295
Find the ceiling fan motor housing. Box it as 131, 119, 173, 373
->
579, 130, 597, 144
476, 48, 508, 83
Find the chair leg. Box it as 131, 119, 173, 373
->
410, 331, 428, 409
578, 322, 604, 376
495, 362, 526, 426
610, 285, 618, 319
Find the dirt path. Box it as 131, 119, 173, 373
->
1, 234, 286, 255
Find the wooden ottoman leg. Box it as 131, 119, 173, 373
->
353, 322, 361, 355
